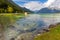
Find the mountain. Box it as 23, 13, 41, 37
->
37, 8, 60, 13
37, 0, 60, 13
49, 0, 60, 10
22, 7, 34, 13
0, 0, 33, 13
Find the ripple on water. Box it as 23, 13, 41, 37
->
5, 14, 60, 40
13, 14, 46, 31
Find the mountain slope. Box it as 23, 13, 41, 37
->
37, 0, 60, 13
22, 7, 34, 13
0, 0, 33, 13
37, 8, 60, 13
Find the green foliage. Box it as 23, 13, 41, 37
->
7, 6, 13, 13
0, 0, 33, 13
0, 13, 24, 29
34, 24, 60, 40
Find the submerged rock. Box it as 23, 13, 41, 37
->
13, 14, 46, 31
5, 14, 60, 40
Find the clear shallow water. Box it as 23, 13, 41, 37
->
14, 14, 46, 31
14, 14, 60, 31
5, 13, 60, 40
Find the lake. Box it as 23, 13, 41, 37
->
4, 13, 60, 40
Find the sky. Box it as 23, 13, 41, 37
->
13, 0, 59, 11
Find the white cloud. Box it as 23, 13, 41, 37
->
49, 0, 60, 10
44, 0, 56, 7
13, 0, 60, 11
23, 1, 43, 11
23, 0, 56, 11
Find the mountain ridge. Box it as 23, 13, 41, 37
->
37, 7, 60, 13
0, 0, 33, 13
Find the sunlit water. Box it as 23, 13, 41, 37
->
5, 13, 60, 40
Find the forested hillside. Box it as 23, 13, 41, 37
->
0, 0, 33, 13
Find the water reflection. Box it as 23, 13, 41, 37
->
5, 14, 60, 40
14, 14, 46, 31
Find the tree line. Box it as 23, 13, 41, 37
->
0, 3, 22, 13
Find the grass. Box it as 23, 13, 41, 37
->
0, 13, 25, 29
34, 24, 60, 40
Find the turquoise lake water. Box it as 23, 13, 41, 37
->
5, 13, 60, 40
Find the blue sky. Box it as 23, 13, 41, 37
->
13, 0, 56, 11
13, 0, 47, 5
13, 0, 47, 3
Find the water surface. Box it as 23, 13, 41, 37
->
5, 13, 60, 40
